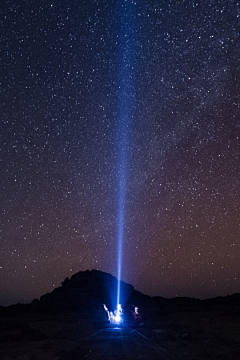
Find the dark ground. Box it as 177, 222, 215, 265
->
0, 304, 240, 360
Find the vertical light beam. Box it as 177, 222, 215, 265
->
116, 1, 136, 308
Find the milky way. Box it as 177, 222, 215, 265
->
1, 1, 240, 306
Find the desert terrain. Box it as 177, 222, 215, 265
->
0, 270, 239, 360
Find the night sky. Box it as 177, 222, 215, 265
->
1, 0, 240, 306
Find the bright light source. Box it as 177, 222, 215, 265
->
115, 313, 121, 323
109, 304, 123, 325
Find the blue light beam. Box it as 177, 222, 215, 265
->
116, 1, 137, 308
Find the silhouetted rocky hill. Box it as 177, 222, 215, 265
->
36, 269, 137, 313
1, 269, 240, 317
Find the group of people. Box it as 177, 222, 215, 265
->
98, 303, 124, 324
98, 303, 144, 327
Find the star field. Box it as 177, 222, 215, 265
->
0, 0, 240, 306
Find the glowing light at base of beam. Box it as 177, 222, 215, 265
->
114, 312, 122, 324
104, 303, 123, 324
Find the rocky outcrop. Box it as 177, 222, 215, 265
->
37, 269, 134, 314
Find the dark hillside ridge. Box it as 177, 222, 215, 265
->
1, 269, 239, 316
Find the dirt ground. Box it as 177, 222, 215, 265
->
0, 306, 240, 360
